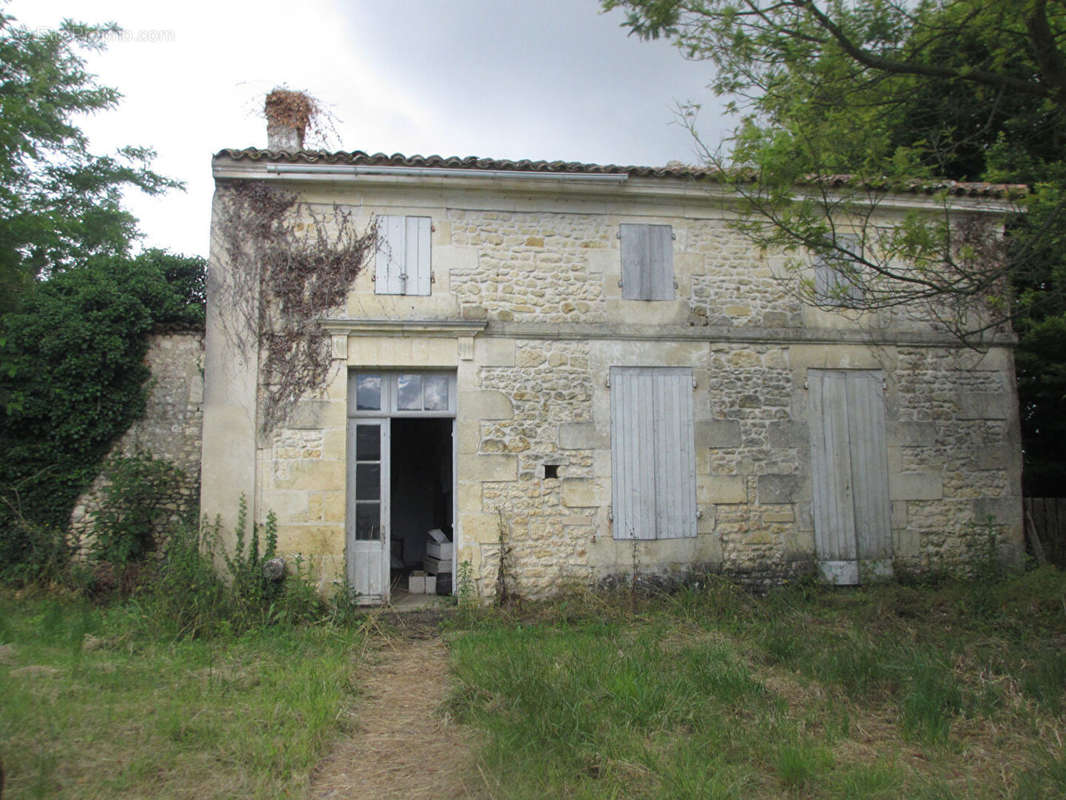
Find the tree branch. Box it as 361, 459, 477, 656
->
797, 0, 1053, 103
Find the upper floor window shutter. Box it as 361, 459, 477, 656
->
406, 216, 431, 296
375, 215, 432, 296
620, 223, 674, 300
814, 234, 863, 307
376, 216, 405, 295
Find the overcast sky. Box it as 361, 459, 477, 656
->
8, 0, 729, 257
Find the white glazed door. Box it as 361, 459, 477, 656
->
346, 419, 390, 604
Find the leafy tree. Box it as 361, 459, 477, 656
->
606, 0, 1066, 493
0, 8, 201, 579
0, 7, 178, 310
0, 250, 204, 579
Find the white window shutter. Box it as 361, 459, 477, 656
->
620, 223, 674, 300
406, 216, 432, 296
375, 216, 406, 295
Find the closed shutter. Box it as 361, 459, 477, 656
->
814, 234, 862, 306
376, 215, 431, 295
406, 216, 432, 295
809, 369, 891, 584
846, 372, 892, 564
611, 367, 696, 540
620, 224, 674, 300
375, 216, 406, 294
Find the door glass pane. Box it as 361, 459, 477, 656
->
424, 374, 449, 410
397, 374, 422, 410
355, 425, 380, 460
356, 463, 380, 500
356, 375, 382, 410
355, 503, 380, 540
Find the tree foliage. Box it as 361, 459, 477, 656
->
0, 8, 178, 310
607, 0, 1066, 493
0, 250, 205, 579
0, 8, 205, 579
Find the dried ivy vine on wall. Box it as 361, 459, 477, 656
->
214, 180, 377, 432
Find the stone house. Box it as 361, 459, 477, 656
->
200, 131, 1024, 603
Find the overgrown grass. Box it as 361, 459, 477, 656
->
449, 567, 1066, 799
0, 595, 364, 798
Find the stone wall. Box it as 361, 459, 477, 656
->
449, 210, 609, 324
71, 332, 205, 536
893, 346, 1021, 573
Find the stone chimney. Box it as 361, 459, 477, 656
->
264, 88, 314, 152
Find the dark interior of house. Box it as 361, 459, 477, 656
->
389, 418, 452, 594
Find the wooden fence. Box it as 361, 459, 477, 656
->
1024, 497, 1066, 568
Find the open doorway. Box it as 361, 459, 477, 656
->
346, 371, 457, 605
389, 418, 453, 602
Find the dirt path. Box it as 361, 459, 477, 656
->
310, 626, 487, 800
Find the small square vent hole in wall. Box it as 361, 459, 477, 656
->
544, 464, 560, 479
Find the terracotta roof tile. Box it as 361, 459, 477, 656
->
214, 148, 1027, 198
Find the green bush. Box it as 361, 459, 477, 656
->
0, 514, 75, 586
89, 452, 184, 566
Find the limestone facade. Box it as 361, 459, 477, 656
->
201, 156, 1023, 601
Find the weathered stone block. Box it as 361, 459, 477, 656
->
891, 500, 908, 528
975, 448, 1008, 470
699, 476, 747, 504
761, 507, 795, 523
757, 474, 797, 504
767, 420, 804, 450
276, 524, 344, 555
308, 491, 345, 523
957, 392, 1009, 420
457, 418, 480, 454
285, 400, 333, 430
974, 496, 1021, 525
271, 460, 344, 491
697, 505, 717, 533
456, 481, 483, 513
559, 422, 607, 450
896, 421, 938, 445
461, 453, 517, 482
459, 390, 513, 420
696, 420, 742, 448
476, 337, 515, 367
460, 512, 503, 544
562, 478, 603, 508
890, 472, 943, 500
895, 527, 920, 558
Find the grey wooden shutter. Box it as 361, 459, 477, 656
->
846, 372, 892, 569
620, 224, 674, 300
406, 216, 432, 296
611, 367, 696, 540
814, 234, 862, 306
375, 215, 406, 294
808, 369, 891, 584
